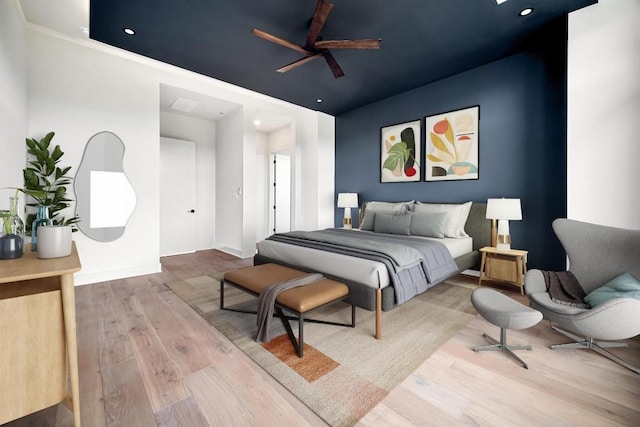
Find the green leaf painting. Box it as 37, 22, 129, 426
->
381, 120, 421, 182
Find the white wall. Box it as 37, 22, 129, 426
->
269, 125, 294, 153
241, 106, 258, 258
0, 0, 28, 209
568, 0, 640, 229
28, 29, 161, 284
317, 112, 336, 229
160, 110, 217, 250
22, 25, 335, 284
255, 132, 269, 242
215, 108, 245, 256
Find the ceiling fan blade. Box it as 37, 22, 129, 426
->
321, 50, 345, 78
305, 0, 334, 49
277, 53, 323, 73
314, 39, 382, 50
251, 28, 312, 56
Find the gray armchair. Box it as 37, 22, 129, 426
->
524, 218, 640, 374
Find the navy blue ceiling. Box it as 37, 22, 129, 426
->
89, 0, 595, 116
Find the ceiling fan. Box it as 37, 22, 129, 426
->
251, 0, 381, 78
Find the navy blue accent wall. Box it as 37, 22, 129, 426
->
335, 18, 567, 270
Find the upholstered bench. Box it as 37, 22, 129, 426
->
221, 263, 355, 357
471, 287, 543, 369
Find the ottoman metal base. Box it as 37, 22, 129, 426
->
471, 288, 542, 370
473, 328, 532, 369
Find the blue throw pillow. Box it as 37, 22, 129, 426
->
584, 272, 640, 307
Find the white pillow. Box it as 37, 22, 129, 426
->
458, 201, 473, 237
412, 202, 472, 238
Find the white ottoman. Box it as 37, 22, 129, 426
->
471, 287, 543, 369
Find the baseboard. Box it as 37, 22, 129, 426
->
74, 263, 162, 286
462, 269, 480, 277
215, 246, 255, 259
215, 245, 243, 258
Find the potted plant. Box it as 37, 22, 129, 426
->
22, 132, 79, 234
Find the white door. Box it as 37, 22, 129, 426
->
270, 152, 291, 234
160, 137, 196, 256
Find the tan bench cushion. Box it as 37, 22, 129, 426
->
223, 263, 349, 313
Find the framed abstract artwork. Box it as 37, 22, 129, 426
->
380, 119, 421, 183
425, 105, 479, 181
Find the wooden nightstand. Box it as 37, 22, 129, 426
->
478, 246, 528, 295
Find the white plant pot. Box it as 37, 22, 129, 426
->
37, 225, 72, 259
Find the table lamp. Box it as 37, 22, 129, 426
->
486, 198, 522, 250
337, 193, 359, 229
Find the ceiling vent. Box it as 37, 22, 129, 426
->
170, 97, 201, 112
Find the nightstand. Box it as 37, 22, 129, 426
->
478, 246, 528, 295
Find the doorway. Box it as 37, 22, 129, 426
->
159, 137, 196, 256
269, 152, 291, 234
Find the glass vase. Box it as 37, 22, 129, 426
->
0, 196, 25, 259
31, 205, 53, 251
9, 196, 25, 255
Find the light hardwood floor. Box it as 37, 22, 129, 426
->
3, 249, 639, 426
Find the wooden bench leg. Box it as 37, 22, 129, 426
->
375, 288, 382, 340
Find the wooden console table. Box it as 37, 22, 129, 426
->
0, 242, 82, 426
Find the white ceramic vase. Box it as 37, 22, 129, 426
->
37, 225, 72, 259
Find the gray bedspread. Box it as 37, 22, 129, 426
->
266, 229, 459, 304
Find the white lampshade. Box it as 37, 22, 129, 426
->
486, 198, 522, 220
486, 198, 522, 251
337, 193, 358, 229
337, 193, 359, 208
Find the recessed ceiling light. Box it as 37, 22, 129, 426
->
316, 99, 323, 103
519, 8, 533, 16
496, 0, 509, 4
123, 28, 136, 35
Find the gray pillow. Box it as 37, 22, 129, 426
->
373, 213, 411, 235
365, 201, 414, 213
410, 212, 448, 238
360, 209, 398, 230
360, 202, 412, 230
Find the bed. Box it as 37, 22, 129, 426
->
254, 201, 490, 338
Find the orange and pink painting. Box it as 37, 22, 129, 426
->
425, 106, 479, 181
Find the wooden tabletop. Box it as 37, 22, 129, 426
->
0, 242, 81, 284
479, 246, 528, 257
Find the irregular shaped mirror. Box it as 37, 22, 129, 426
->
75, 131, 136, 241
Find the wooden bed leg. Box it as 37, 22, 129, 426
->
375, 288, 382, 340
